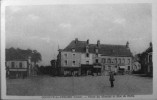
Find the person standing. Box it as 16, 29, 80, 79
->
109, 72, 115, 87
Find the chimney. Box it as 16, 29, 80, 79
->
150, 42, 152, 47
126, 41, 129, 48
28, 56, 31, 64
97, 40, 100, 47
75, 38, 78, 44
87, 39, 89, 45
86, 45, 89, 53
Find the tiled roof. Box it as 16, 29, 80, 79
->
63, 40, 132, 57
6, 48, 28, 61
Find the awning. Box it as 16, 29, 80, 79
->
93, 66, 102, 68
81, 64, 93, 68
119, 66, 126, 69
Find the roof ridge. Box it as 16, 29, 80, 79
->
62, 40, 132, 57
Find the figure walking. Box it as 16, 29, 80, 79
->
109, 72, 115, 87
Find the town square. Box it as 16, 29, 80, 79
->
2, 2, 153, 98
7, 75, 152, 96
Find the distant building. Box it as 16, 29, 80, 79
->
50, 59, 57, 68
6, 59, 29, 78
132, 62, 141, 71
57, 38, 133, 76
6, 56, 36, 78
140, 42, 153, 76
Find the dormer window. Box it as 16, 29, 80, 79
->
86, 46, 89, 53
72, 48, 75, 52
86, 53, 89, 57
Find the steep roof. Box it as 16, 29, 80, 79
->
63, 40, 133, 57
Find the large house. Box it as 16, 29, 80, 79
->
57, 38, 133, 76
139, 42, 153, 76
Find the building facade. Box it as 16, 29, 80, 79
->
6, 60, 29, 78
58, 38, 133, 76
6, 57, 37, 78
60, 51, 81, 76
140, 42, 153, 76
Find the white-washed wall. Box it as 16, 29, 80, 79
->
61, 52, 81, 67
6, 61, 28, 68
81, 53, 93, 64
101, 56, 132, 70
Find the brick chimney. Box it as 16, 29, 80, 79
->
87, 39, 89, 45
97, 40, 100, 47
75, 38, 78, 44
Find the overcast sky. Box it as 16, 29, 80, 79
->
5, 4, 152, 66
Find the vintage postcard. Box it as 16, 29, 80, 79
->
1, 0, 157, 99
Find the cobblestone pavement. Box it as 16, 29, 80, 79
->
6, 74, 152, 96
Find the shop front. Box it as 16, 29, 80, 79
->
93, 63, 102, 76
81, 64, 93, 76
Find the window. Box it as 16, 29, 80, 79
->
102, 58, 106, 63
86, 46, 89, 53
73, 54, 75, 58
108, 66, 111, 70
96, 54, 98, 57
128, 59, 130, 64
148, 54, 152, 63
95, 49, 98, 53
64, 60, 68, 66
107, 58, 111, 63
19, 62, 22, 68
128, 66, 130, 70
111, 59, 114, 63
104, 58, 106, 63
115, 58, 117, 64
11, 62, 15, 68
119, 59, 121, 64
86, 61, 89, 65
72, 61, 76, 66
96, 59, 98, 63
64, 54, 67, 58
122, 58, 125, 64
86, 53, 89, 57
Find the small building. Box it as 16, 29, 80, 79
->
132, 61, 141, 72
50, 60, 57, 68
6, 60, 29, 78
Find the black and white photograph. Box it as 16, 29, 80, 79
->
1, 0, 156, 99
